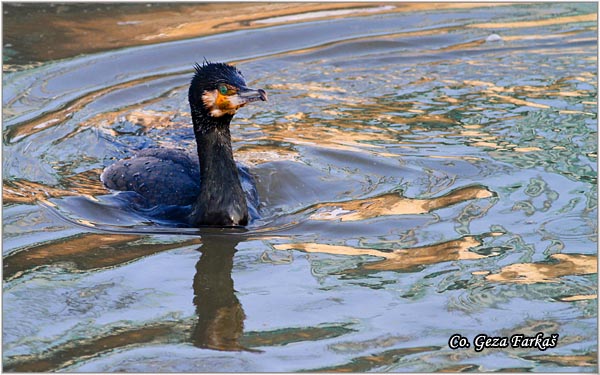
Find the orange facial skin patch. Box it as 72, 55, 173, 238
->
202, 89, 244, 117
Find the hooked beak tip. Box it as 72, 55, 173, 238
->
238, 87, 268, 103
258, 89, 268, 102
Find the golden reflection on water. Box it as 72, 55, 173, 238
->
437, 29, 596, 53
3, 233, 201, 281
312, 345, 443, 372
3, 236, 357, 371
275, 233, 502, 273
3, 2, 511, 65
3, 172, 105, 205
3, 320, 192, 372
559, 294, 597, 302
236, 146, 301, 165
120, 110, 178, 130
460, 74, 597, 112
437, 363, 482, 372
490, 94, 550, 110
2, 3, 597, 372
467, 13, 597, 29
5, 75, 180, 143
485, 254, 598, 284
138, 3, 404, 42
523, 354, 598, 368
310, 185, 494, 222
257, 122, 399, 157
251, 106, 404, 157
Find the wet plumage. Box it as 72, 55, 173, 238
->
101, 62, 267, 227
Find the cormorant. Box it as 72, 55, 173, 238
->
101, 62, 268, 227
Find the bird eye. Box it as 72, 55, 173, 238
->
218, 84, 228, 95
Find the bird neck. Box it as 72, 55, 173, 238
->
190, 110, 248, 226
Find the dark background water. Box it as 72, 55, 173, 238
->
2, 2, 598, 372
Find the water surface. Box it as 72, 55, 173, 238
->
3, 2, 597, 372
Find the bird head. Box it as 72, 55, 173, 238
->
189, 61, 268, 119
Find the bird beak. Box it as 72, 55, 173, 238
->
238, 87, 268, 104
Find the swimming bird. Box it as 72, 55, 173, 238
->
101, 62, 267, 227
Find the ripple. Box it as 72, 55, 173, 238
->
541, 214, 597, 239
2, 2, 597, 373
486, 254, 597, 284
254, 5, 396, 25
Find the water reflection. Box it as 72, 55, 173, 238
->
310, 184, 495, 222
3, 233, 201, 281
275, 233, 502, 274
3, 233, 200, 372
4, 231, 361, 371
191, 235, 247, 351
522, 353, 598, 368
309, 345, 443, 372
3, 2, 597, 372
2, 2, 507, 67
3, 173, 106, 205
4, 320, 191, 372
486, 253, 598, 284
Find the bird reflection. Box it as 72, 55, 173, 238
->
191, 235, 247, 351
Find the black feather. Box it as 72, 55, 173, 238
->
102, 62, 262, 227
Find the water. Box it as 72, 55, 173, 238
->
3, 3, 597, 372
